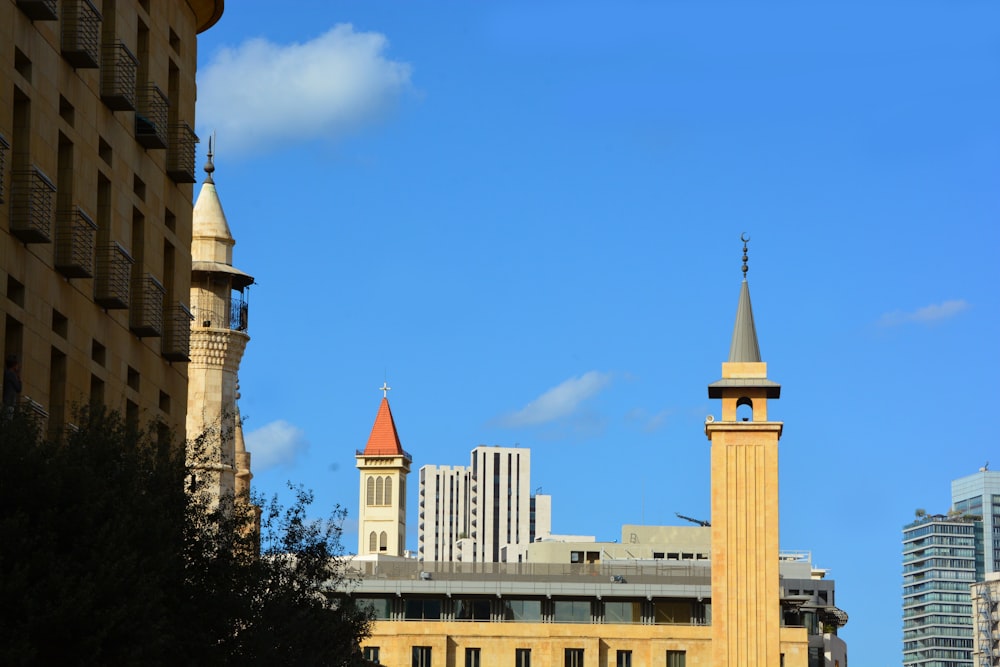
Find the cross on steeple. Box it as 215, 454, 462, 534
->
379, 381, 391, 398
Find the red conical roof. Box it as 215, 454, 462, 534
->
362, 398, 405, 456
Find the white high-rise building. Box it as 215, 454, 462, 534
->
418, 446, 551, 563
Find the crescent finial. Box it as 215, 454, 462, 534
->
740, 232, 750, 243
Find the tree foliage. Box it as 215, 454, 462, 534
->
0, 408, 371, 666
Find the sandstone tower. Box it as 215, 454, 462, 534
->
186, 147, 253, 506
706, 236, 783, 666
356, 384, 412, 556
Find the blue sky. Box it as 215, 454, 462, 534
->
195, 2, 1000, 665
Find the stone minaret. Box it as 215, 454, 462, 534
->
706, 236, 783, 666
356, 384, 412, 556
186, 146, 254, 506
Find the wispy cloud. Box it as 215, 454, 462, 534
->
197, 24, 412, 155
244, 420, 308, 471
878, 299, 969, 327
625, 407, 672, 433
496, 371, 612, 428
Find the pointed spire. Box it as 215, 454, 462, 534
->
362, 397, 407, 457
728, 233, 761, 362
204, 134, 215, 184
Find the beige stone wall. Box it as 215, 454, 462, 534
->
1, 0, 218, 438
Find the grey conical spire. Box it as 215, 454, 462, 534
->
727, 235, 761, 362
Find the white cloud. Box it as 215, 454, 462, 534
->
878, 299, 969, 327
497, 371, 612, 428
244, 419, 308, 471
197, 24, 412, 155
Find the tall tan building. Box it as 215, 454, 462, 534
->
185, 149, 253, 504
1, 0, 223, 438
706, 237, 784, 666
356, 388, 412, 557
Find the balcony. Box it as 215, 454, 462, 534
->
192, 292, 250, 332
135, 85, 169, 149
55, 206, 98, 278
162, 303, 193, 362
129, 273, 166, 337
61, 0, 102, 69
166, 123, 198, 183
16, 0, 57, 20
10, 166, 55, 244
100, 41, 138, 111
94, 242, 133, 309
0, 135, 8, 203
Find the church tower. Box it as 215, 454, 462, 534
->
706, 236, 783, 666
356, 384, 412, 557
186, 145, 254, 506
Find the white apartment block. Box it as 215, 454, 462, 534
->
419, 446, 551, 563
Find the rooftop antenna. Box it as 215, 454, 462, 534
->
676, 512, 711, 527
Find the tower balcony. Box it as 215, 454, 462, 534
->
129, 273, 166, 337
100, 41, 138, 111
94, 242, 133, 309
60, 0, 102, 69
192, 292, 249, 332
166, 123, 198, 183
16, 0, 57, 20
10, 166, 55, 244
161, 302, 193, 362
55, 206, 98, 278
135, 85, 169, 149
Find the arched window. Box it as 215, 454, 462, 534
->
376, 477, 384, 505
366, 477, 375, 506
384, 477, 393, 505
379, 531, 388, 552
369, 531, 377, 552
736, 397, 753, 422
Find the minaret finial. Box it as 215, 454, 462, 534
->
204, 133, 216, 184
379, 381, 391, 398
740, 232, 750, 281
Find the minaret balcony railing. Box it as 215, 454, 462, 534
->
135, 85, 169, 149
16, 0, 57, 20
61, 0, 102, 69
192, 293, 250, 332
55, 206, 98, 278
162, 302, 193, 362
100, 41, 138, 111
10, 166, 56, 244
129, 273, 166, 337
166, 123, 198, 183
94, 242, 133, 309
0, 134, 9, 203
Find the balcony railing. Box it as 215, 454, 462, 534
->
167, 123, 198, 183
100, 41, 138, 111
162, 302, 193, 362
16, 0, 57, 20
10, 166, 55, 244
61, 0, 102, 69
135, 85, 169, 149
129, 273, 166, 337
55, 206, 98, 278
94, 242, 133, 309
0, 135, 8, 203
191, 293, 250, 332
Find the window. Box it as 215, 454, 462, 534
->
364, 646, 380, 663
515, 648, 531, 667
604, 601, 641, 624
455, 598, 491, 621
616, 651, 632, 667
565, 648, 584, 667
379, 532, 387, 552
405, 598, 442, 620
666, 650, 686, 667
357, 597, 390, 620
385, 476, 393, 504
369, 532, 377, 552
412, 646, 432, 667
503, 599, 542, 621
553, 600, 591, 623
367, 477, 375, 505
465, 647, 481, 667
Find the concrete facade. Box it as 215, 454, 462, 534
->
1, 0, 222, 438
971, 572, 1000, 667
952, 469, 1000, 575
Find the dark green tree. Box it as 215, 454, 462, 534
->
0, 407, 371, 666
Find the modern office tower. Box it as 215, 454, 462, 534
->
953, 469, 1000, 575
185, 151, 253, 505
418, 445, 552, 563
971, 573, 1000, 667
418, 464, 469, 562
705, 236, 784, 667
902, 513, 981, 667
356, 388, 412, 557
1, 1, 222, 438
